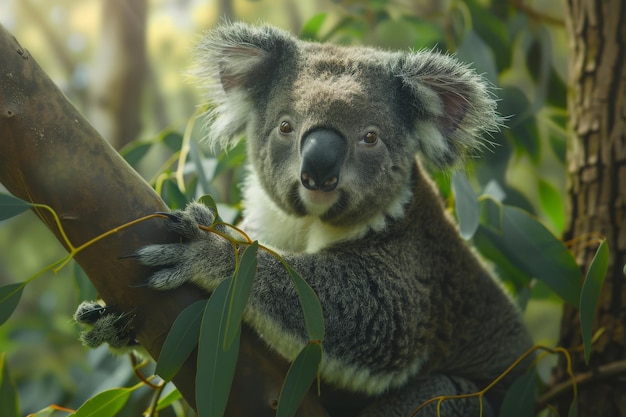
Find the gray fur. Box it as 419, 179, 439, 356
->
76, 23, 532, 416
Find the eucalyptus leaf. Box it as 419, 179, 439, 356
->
452, 172, 479, 240
196, 279, 240, 417
156, 387, 183, 411
214, 141, 247, 179
70, 386, 137, 417
580, 240, 608, 364
25, 407, 56, 417
155, 299, 207, 381
300, 13, 327, 41
197, 194, 222, 224
188, 140, 213, 197
0, 283, 24, 326
500, 206, 582, 306
0, 353, 19, 417
538, 179, 566, 234
119, 141, 153, 167
284, 264, 325, 342
482, 180, 506, 203
456, 30, 498, 84
224, 241, 258, 348
499, 370, 537, 417
162, 179, 188, 210
0, 193, 31, 221
473, 225, 530, 292
276, 342, 322, 417
73, 262, 98, 302
464, 0, 511, 71
161, 131, 184, 152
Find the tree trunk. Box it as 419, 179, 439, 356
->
554, 0, 626, 415
88, 0, 147, 149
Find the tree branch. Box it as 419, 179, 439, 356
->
538, 359, 626, 408
0, 23, 330, 417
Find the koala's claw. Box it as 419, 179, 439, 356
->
118, 252, 140, 260
130, 202, 231, 292
157, 203, 216, 241
74, 301, 138, 350
74, 300, 108, 324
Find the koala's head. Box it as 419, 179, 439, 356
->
196, 22, 499, 227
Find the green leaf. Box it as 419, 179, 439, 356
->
284, 265, 325, 342
163, 179, 189, 210
580, 240, 609, 364
405, 17, 444, 50
465, 0, 511, 71
224, 242, 258, 348
0, 353, 19, 417
500, 206, 582, 306
70, 386, 137, 417
119, 141, 153, 167
276, 342, 322, 417
499, 87, 541, 163
155, 299, 207, 381
499, 370, 537, 417
452, 172, 479, 240
473, 224, 531, 294
197, 194, 222, 224
0, 193, 31, 221
0, 283, 25, 326
482, 180, 506, 203
156, 387, 183, 411
511, 117, 541, 164
161, 131, 184, 152
26, 406, 57, 417
538, 178, 566, 234
73, 262, 98, 302
476, 203, 582, 305
456, 30, 498, 84
187, 140, 213, 198
300, 13, 327, 41
214, 141, 247, 179
196, 279, 240, 417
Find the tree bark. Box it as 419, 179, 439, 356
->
0, 24, 330, 417
554, 0, 626, 415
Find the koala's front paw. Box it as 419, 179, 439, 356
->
74, 301, 138, 350
136, 202, 234, 292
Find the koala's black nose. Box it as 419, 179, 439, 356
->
300, 129, 347, 192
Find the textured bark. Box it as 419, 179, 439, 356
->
0, 24, 330, 417
554, 0, 626, 415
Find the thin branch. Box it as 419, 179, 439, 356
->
538, 359, 626, 408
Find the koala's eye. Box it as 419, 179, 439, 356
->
279, 121, 294, 135
361, 131, 378, 145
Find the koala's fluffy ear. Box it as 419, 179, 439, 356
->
394, 51, 500, 167
194, 23, 296, 149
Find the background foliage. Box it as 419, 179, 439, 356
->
0, 0, 595, 416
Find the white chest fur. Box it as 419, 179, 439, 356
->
238, 170, 411, 253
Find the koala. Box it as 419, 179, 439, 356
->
76, 22, 534, 417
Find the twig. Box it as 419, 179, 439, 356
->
538, 359, 626, 408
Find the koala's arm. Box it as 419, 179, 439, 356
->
138, 202, 433, 395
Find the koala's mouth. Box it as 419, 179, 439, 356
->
290, 183, 345, 220
299, 187, 340, 215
